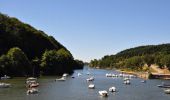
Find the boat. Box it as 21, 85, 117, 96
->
28, 82, 39, 88
27, 88, 38, 94
88, 84, 95, 89
98, 90, 108, 97
157, 82, 170, 88
1, 75, 10, 80
62, 73, 69, 77
124, 80, 130, 85
141, 80, 146, 83
106, 73, 112, 77
86, 77, 94, 82
0, 83, 11, 88
164, 89, 170, 94
109, 87, 116, 92
78, 73, 82, 77
55, 77, 66, 81
26, 77, 37, 84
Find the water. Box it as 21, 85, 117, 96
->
0, 66, 170, 100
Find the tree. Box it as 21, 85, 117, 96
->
142, 55, 154, 67
0, 55, 11, 76
161, 55, 170, 69
125, 56, 144, 70
6, 47, 32, 76
41, 49, 74, 75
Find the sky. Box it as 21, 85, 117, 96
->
0, 0, 170, 62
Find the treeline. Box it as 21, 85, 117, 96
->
90, 44, 170, 71
0, 13, 83, 77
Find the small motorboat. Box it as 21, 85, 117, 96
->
62, 73, 69, 77
26, 77, 37, 84
86, 77, 94, 82
99, 90, 108, 97
78, 73, 82, 77
124, 80, 130, 85
1, 75, 10, 80
109, 87, 116, 92
0, 83, 11, 88
164, 89, 170, 94
157, 82, 170, 88
55, 77, 66, 81
141, 80, 146, 83
28, 82, 39, 88
88, 84, 95, 89
106, 73, 112, 77
27, 88, 38, 94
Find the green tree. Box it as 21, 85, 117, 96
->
161, 55, 170, 69
6, 47, 32, 76
41, 49, 74, 75
125, 56, 144, 70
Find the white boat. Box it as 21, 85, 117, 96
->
1, 75, 10, 80
88, 84, 95, 89
99, 90, 108, 97
55, 77, 66, 81
27, 88, 38, 94
78, 73, 82, 77
109, 87, 116, 92
0, 83, 11, 88
26, 77, 37, 84
86, 77, 94, 81
106, 73, 112, 77
62, 73, 69, 77
124, 80, 130, 85
164, 89, 170, 94
123, 77, 130, 81
141, 80, 146, 83
28, 82, 39, 88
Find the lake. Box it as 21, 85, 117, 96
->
0, 66, 170, 100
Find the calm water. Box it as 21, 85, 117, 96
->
0, 66, 170, 100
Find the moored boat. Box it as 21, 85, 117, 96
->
27, 88, 38, 94
109, 86, 116, 92
1, 75, 11, 80
99, 90, 108, 97
88, 84, 95, 89
0, 83, 11, 88
86, 77, 94, 82
55, 77, 66, 81
164, 89, 170, 94
157, 82, 170, 88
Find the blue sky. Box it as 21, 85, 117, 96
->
1, 0, 170, 62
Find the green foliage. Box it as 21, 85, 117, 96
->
41, 49, 74, 75
6, 47, 32, 76
161, 55, 170, 69
90, 44, 170, 71
0, 13, 84, 77
125, 56, 144, 70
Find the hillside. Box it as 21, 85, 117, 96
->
0, 13, 83, 77
90, 44, 170, 71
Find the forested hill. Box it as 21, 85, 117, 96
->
90, 44, 170, 71
0, 13, 65, 59
116, 44, 170, 58
0, 13, 83, 77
